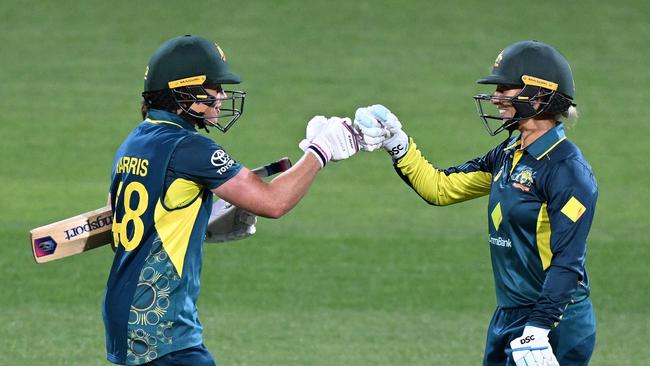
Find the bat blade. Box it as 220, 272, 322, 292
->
31, 206, 113, 264
30, 157, 292, 263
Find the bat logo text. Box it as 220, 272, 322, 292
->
64, 215, 113, 241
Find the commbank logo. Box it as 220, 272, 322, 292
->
489, 236, 512, 248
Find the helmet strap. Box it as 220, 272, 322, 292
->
489, 86, 549, 136
511, 86, 542, 119
170, 85, 218, 132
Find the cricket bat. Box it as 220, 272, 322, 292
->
31, 157, 293, 263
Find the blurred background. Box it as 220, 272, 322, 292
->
1, 0, 648, 364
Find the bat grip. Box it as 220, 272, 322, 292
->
252, 157, 292, 178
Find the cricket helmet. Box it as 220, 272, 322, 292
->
142, 35, 245, 132
473, 40, 576, 136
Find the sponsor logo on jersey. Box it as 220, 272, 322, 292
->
489, 236, 512, 248
512, 167, 535, 192
211, 149, 235, 174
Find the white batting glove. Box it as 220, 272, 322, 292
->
510, 326, 559, 366
205, 199, 257, 243
353, 108, 389, 152
299, 115, 328, 151
307, 117, 359, 167
354, 104, 409, 160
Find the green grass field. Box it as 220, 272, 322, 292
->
1, 0, 649, 364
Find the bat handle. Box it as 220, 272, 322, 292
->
253, 157, 292, 178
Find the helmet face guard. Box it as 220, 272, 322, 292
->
171, 85, 246, 133
473, 75, 574, 136
167, 75, 246, 133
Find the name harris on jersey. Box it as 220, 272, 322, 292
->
114, 156, 149, 177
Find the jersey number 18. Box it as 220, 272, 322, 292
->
112, 181, 149, 251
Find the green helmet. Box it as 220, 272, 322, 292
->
144, 35, 240, 91
473, 40, 576, 136
142, 35, 245, 133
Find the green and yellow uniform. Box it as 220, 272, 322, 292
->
103, 109, 241, 365
395, 123, 597, 365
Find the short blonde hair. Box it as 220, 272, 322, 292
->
557, 105, 578, 127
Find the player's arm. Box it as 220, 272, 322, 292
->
394, 139, 493, 205
526, 158, 598, 329
212, 153, 320, 218
354, 105, 492, 205
212, 117, 358, 219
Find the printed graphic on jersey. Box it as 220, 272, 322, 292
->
512, 167, 535, 192
491, 202, 503, 231
489, 236, 512, 248
127, 236, 180, 364
561, 196, 587, 222
210, 149, 231, 167
210, 149, 236, 174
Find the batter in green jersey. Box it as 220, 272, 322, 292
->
103, 35, 360, 366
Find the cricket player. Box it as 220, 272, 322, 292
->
103, 35, 359, 365
354, 40, 597, 366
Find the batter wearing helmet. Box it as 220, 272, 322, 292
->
354, 40, 597, 366
103, 35, 359, 365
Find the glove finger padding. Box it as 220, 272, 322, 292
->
355, 104, 409, 160
354, 107, 389, 152
369, 104, 402, 135
299, 115, 328, 151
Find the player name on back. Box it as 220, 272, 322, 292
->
115, 156, 149, 177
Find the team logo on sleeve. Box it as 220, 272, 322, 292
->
211, 149, 235, 174
512, 167, 535, 192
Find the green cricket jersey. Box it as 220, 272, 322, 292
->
394, 123, 597, 329
103, 109, 241, 365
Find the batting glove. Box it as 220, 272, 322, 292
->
353, 108, 389, 152
510, 326, 559, 366
299, 115, 328, 151
306, 117, 359, 167
205, 199, 257, 243
354, 104, 409, 160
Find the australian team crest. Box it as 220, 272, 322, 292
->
512, 167, 535, 192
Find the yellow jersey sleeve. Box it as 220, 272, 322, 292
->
394, 138, 492, 205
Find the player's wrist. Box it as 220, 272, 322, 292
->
383, 130, 409, 160
522, 325, 550, 337
306, 144, 329, 168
